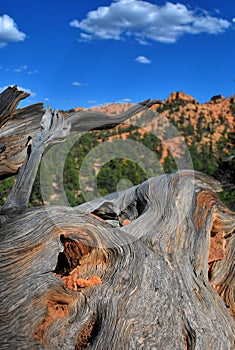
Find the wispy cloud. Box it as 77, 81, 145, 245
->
27, 70, 38, 75
13, 65, 28, 73
0, 14, 26, 48
135, 56, 151, 64
121, 98, 132, 102
0, 85, 36, 97
3, 64, 38, 75
72, 81, 87, 86
232, 18, 235, 23
70, 0, 231, 44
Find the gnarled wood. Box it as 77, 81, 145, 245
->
0, 102, 44, 179
0, 85, 29, 128
1, 106, 70, 215
0, 172, 234, 349
0, 87, 234, 350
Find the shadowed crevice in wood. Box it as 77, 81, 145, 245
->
75, 315, 101, 350
53, 228, 107, 292
54, 233, 93, 276
91, 190, 148, 226
182, 317, 196, 350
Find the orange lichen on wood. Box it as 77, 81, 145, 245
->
62, 271, 79, 291
121, 219, 131, 226
62, 274, 102, 290
34, 296, 70, 344
77, 276, 102, 288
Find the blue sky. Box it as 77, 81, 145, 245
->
0, 0, 235, 109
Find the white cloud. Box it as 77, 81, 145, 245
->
88, 99, 97, 104
136, 38, 149, 45
232, 18, 235, 23
27, 70, 38, 75
13, 65, 28, 73
135, 55, 151, 64
121, 98, 132, 102
0, 15, 26, 47
70, 0, 231, 44
0, 85, 36, 97
1, 65, 38, 74
72, 81, 87, 86
70, 20, 79, 28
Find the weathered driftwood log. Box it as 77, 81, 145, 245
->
0, 87, 235, 350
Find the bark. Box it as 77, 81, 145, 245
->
0, 87, 235, 350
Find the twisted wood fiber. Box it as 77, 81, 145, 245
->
0, 172, 235, 349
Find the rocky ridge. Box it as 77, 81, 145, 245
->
70, 91, 234, 158
71, 91, 235, 143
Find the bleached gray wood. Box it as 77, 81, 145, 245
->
1, 106, 70, 214
0, 102, 44, 179
68, 99, 154, 132
0, 85, 29, 128
0, 172, 234, 350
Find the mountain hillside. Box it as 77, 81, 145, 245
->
1, 91, 234, 210
70, 91, 235, 158
84, 91, 235, 149
62, 91, 235, 208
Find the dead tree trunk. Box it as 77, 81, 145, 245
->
0, 87, 234, 350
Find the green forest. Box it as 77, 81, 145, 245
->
1, 100, 235, 211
